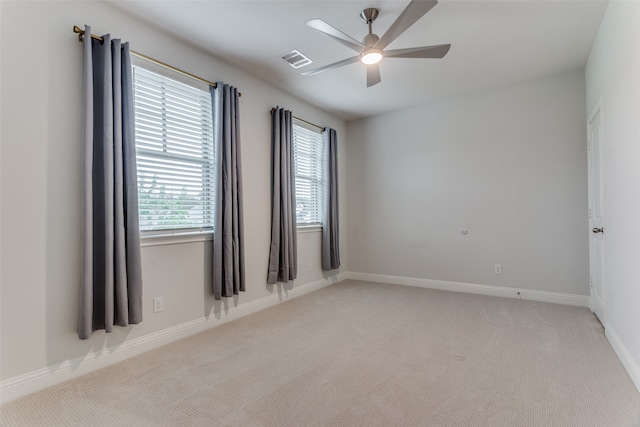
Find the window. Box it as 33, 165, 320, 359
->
132, 62, 215, 233
293, 120, 323, 226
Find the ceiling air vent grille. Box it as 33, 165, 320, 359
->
282, 50, 313, 69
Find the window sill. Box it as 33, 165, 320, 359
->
140, 226, 319, 247
297, 226, 322, 234
141, 231, 213, 247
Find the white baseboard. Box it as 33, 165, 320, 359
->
346, 272, 590, 307
605, 326, 640, 394
0, 273, 347, 404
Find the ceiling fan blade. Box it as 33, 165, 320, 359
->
301, 56, 361, 76
375, 0, 438, 50
384, 44, 451, 59
366, 64, 381, 87
306, 19, 365, 53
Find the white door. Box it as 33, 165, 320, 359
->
588, 102, 605, 325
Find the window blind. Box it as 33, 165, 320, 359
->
133, 65, 215, 232
293, 122, 323, 226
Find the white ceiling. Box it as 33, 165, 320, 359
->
109, 0, 607, 121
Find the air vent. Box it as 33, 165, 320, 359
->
282, 50, 313, 69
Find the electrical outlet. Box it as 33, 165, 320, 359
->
153, 296, 164, 313
308, 262, 313, 272
494, 264, 502, 275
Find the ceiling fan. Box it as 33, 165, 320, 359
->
302, 0, 451, 87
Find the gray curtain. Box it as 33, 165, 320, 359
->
212, 83, 245, 299
267, 108, 297, 284
322, 128, 340, 271
79, 26, 143, 340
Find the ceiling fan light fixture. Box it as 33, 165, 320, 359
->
361, 49, 383, 65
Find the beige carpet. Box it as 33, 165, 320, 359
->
2, 280, 639, 426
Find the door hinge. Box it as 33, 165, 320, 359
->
587, 138, 592, 151
588, 208, 592, 219
590, 277, 593, 288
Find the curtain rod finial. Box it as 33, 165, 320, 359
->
73, 25, 84, 42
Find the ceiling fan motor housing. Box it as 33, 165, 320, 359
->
362, 33, 380, 47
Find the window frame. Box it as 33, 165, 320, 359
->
292, 119, 324, 228
131, 56, 216, 238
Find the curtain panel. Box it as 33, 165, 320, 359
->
79, 26, 143, 340
322, 128, 340, 271
212, 83, 245, 299
267, 108, 297, 284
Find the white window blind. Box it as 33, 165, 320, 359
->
293, 121, 323, 226
133, 65, 215, 233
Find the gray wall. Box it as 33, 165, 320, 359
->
346, 70, 589, 295
0, 0, 347, 385
585, 0, 640, 390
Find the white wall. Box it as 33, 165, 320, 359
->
347, 70, 589, 296
585, 0, 640, 392
0, 0, 347, 398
